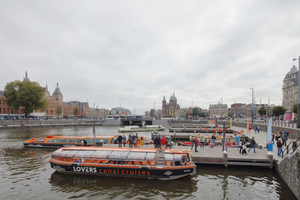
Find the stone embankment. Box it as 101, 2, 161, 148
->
0, 119, 105, 128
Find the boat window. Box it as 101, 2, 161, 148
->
145, 153, 155, 160
67, 139, 75, 143
76, 139, 82, 144
164, 154, 174, 161
60, 139, 67, 143
96, 139, 109, 144
47, 139, 52, 143
52, 149, 62, 158
73, 151, 95, 158
127, 152, 146, 160
52, 139, 60, 143
65, 151, 79, 158
89, 150, 110, 159
36, 139, 45, 143
85, 139, 93, 144
174, 154, 183, 162
59, 150, 72, 157
108, 151, 130, 159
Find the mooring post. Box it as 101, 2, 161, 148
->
223, 150, 228, 167
267, 152, 273, 169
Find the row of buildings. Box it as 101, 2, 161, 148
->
0, 72, 110, 119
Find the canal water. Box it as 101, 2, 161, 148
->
0, 126, 297, 200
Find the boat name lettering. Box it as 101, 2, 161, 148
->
98, 168, 150, 176
73, 166, 97, 173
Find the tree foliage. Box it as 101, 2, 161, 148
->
292, 103, 297, 114
56, 105, 62, 117
73, 107, 79, 116
192, 107, 205, 117
271, 106, 287, 117
258, 106, 267, 116
4, 80, 48, 117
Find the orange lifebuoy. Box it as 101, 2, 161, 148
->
30, 138, 36, 143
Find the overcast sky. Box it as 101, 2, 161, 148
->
1, 1, 300, 114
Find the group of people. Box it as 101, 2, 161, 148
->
191, 136, 207, 152
235, 133, 256, 155
116, 133, 141, 148
253, 125, 261, 133
273, 130, 298, 157
153, 135, 172, 151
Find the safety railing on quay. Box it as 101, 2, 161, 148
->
281, 136, 300, 158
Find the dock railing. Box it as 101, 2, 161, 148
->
281, 136, 300, 158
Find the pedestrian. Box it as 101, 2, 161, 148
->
235, 134, 240, 150
205, 128, 208, 135
275, 132, 281, 142
129, 133, 133, 148
277, 138, 283, 157
239, 140, 246, 154
190, 136, 194, 150
134, 133, 139, 147
117, 135, 122, 147
282, 132, 287, 146
154, 136, 160, 149
257, 126, 260, 133
81, 139, 87, 146
140, 137, 144, 147
218, 128, 222, 136
169, 136, 172, 149
194, 137, 199, 152
213, 128, 216, 134
161, 135, 167, 151
272, 133, 275, 144
254, 125, 257, 133
122, 134, 126, 147
292, 139, 298, 152
248, 137, 256, 153
241, 141, 248, 155
210, 134, 216, 148
200, 136, 205, 149
279, 131, 283, 138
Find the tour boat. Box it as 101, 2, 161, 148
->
49, 146, 196, 180
118, 125, 165, 132
23, 135, 153, 148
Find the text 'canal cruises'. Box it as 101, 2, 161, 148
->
49, 147, 196, 180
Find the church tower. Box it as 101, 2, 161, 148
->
162, 96, 167, 117
52, 83, 63, 102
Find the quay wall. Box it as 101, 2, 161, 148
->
276, 149, 300, 200
0, 119, 105, 126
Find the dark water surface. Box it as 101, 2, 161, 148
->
0, 126, 296, 200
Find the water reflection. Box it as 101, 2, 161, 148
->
49, 172, 198, 199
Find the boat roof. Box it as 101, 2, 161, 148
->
56, 146, 190, 154
44, 135, 119, 139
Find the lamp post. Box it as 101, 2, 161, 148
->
250, 87, 254, 123
293, 56, 300, 128
154, 102, 156, 118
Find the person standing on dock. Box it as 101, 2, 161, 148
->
117, 135, 123, 147
235, 134, 240, 150
277, 138, 283, 157
194, 137, 199, 152
140, 137, 144, 147
190, 136, 194, 150
210, 134, 216, 148
200, 136, 205, 149
122, 134, 126, 147
161, 136, 167, 151
154, 136, 160, 149
292, 139, 298, 152
218, 128, 221, 136
205, 128, 208, 135
282, 132, 287, 146
129, 133, 133, 148
248, 137, 256, 153
257, 126, 260, 133
254, 125, 257, 133
272, 133, 275, 144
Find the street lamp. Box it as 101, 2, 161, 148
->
250, 87, 254, 123
154, 102, 156, 118
293, 56, 300, 128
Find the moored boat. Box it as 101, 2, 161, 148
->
23, 135, 153, 148
49, 147, 196, 180
118, 125, 165, 132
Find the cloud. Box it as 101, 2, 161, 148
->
0, 0, 300, 114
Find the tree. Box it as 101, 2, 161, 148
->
292, 103, 297, 114
73, 107, 79, 116
271, 106, 287, 117
56, 106, 62, 117
258, 106, 267, 117
4, 80, 48, 118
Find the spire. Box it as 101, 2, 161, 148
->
23, 71, 30, 81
